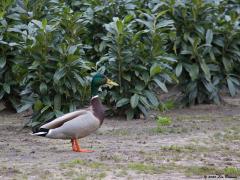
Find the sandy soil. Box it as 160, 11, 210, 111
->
0, 104, 240, 180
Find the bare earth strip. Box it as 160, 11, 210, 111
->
0, 104, 240, 180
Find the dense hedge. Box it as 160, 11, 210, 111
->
0, 0, 239, 127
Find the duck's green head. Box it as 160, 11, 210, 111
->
91, 73, 118, 96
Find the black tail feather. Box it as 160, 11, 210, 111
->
32, 128, 49, 137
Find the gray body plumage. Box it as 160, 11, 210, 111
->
46, 111, 100, 139
34, 96, 104, 140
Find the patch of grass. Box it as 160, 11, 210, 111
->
223, 115, 240, 121
99, 154, 122, 163
0, 166, 22, 175
127, 163, 173, 174
154, 127, 165, 133
138, 150, 146, 155
96, 172, 107, 179
159, 100, 175, 112
185, 166, 240, 177
61, 159, 106, 170
224, 167, 240, 177
156, 116, 172, 126
73, 172, 106, 180
65, 170, 79, 177
175, 115, 213, 121
19, 175, 28, 180
61, 159, 85, 168
73, 176, 87, 180
116, 170, 128, 177
168, 127, 188, 134
112, 155, 122, 163
161, 145, 209, 153
88, 162, 105, 169
213, 127, 240, 142
185, 166, 222, 176
154, 116, 172, 133
108, 129, 129, 136
161, 145, 183, 153
223, 128, 240, 141
150, 126, 188, 135
128, 163, 159, 174
71, 159, 86, 165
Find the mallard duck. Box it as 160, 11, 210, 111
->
32, 73, 118, 152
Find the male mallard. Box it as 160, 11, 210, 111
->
32, 74, 118, 152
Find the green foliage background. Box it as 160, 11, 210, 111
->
0, 0, 239, 127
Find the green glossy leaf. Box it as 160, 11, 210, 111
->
43, 112, 55, 122
68, 45, 78, 55
69, 102, 76, 112
136, 19, 153, 29
39, 82, 47, 94
122, 74, 131, 81
32, 20, 42, 28
156, 20, 174, 29
124, 15, 134, 23
41, 105, 51, 114
142, 72, 149, 84
3, 83, 10, 94
54, 68, 66, 83
126, 109, 134, 120
54, 94, 61, 111
202, 80, 213, 92
42, 18, 47, 29
200, 60, 210, 81
130, 94, 139, 108
227, 78, 236, 96
125, 3, 136, 10
175, 63, 182, 77
139, 96, 151, 109
156, 10, 168, 19
153, 78, 168, 93
0, 91, 4, 99
34, 100, 43, 111
184, 64, 199, 81
206, 29, 213, 45
157, 56, 177, 62
213, 38, 224, 47
55, 110, 64, 117
144, 90, 159, 106
222, 57, 232, 72
17, 104, 32, 113
150, 64, 161, 77
137, 104, 148, 119
116, 98, 129, 107
116, 20, 123, 33
0, 57, 6, 68
229, 77, 240, 86
74, 73, 85, 86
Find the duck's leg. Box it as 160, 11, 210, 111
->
74, 139, 94, 153
71, 139, 77, 151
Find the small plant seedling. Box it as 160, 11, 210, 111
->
159, 100, 175, 112
155, 116, 172, 133
156, 116, 172, 126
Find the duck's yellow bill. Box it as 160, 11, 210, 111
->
107, 78, 119, 86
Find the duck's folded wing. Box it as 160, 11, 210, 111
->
40, 110, 88, 129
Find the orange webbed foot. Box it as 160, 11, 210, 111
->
71, 139, 94, 153
76, 149, 94, 153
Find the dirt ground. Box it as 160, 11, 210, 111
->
0, 104, 240, 180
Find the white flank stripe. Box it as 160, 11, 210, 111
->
91, 95, 99, 99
